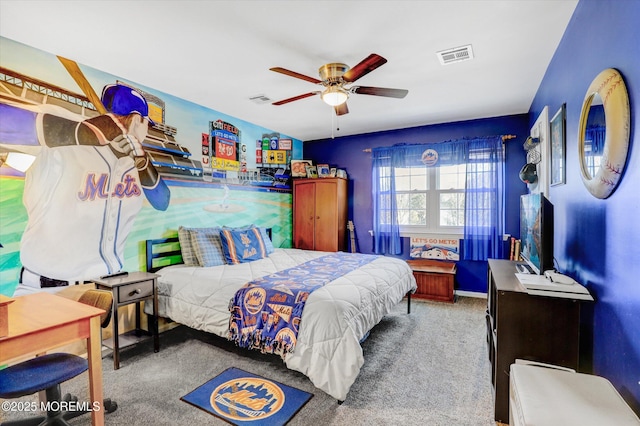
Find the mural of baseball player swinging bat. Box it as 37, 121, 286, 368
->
57, 56, 168, 204
0, 56, 171, 295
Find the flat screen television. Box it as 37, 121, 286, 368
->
519, 193, 554, 275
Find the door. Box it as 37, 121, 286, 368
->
293, 181, 316, 250
314, 180, 338, 251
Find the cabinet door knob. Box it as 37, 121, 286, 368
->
316, 216, 320, 219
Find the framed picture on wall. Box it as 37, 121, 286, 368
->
550, 104, 566, 186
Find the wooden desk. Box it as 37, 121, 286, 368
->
0, 293, 106, 426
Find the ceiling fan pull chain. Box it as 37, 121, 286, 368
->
331, 107, 340, 139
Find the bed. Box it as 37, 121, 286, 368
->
145, 229, 417, 401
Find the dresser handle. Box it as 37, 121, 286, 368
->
129, 289, 142, 297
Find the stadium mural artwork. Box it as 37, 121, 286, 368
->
0, 36, 302, 296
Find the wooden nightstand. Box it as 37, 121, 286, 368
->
406, 259, 457, 303
92, 271, 160, 369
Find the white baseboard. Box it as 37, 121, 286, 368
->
455, 290, 487, 299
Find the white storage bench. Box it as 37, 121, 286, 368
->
509, 360, 640, 426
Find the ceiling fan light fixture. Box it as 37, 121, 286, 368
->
321, 86, 348, 106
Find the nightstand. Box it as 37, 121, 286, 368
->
93, 271, 160, 369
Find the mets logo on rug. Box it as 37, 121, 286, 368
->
181, 367, 313, 425
211, 376, 284, 421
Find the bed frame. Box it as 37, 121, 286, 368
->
146, 236, 182, 273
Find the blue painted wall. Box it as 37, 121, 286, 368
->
307, 0, 640, 412
529, 0, 640, 411
304, 114, 531, 293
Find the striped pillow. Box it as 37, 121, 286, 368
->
177, 226, 200, 266
219, 227, 268, 264
221, 225, 275, 254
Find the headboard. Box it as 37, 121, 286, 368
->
146, 236, 182, 273
145, 228, 273, 273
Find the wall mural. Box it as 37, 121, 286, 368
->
0, 37, 302, 296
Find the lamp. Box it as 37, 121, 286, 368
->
0, 152, 36, 172
321, 86, 348, 106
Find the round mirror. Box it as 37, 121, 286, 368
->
578, 68, 630, 199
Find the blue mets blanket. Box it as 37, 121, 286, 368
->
228, 252, 377, 358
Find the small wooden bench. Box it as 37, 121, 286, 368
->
406, 259, 456, 303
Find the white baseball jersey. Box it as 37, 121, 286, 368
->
20, 143, 144, 281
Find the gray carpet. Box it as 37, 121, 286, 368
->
1, 297, 495, 425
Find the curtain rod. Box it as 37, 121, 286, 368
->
362, 134, 517, 152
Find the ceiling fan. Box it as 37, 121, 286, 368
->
270, 53, 408, 116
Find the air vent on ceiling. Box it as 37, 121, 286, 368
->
437, 44, 474, 65
249, 94, 272, 104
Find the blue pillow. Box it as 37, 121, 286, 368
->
258, 227, 275, 254
222, 225, 275, 255
219, 227, 268, 264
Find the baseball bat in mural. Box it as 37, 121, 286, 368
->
57, 56, 164, 191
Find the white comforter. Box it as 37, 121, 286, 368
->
153, 248, 416, 400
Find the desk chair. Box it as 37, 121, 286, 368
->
0, 289, 117, 426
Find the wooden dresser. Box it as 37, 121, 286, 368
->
486, 259, 588, 423
293, 178, 347, 252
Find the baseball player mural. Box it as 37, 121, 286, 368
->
0, 83, 170, 296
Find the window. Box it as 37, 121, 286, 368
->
371, 136, 505, 259
379, 164, 466, 235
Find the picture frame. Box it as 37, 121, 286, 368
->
305, 165, 318, 178
529, 106, 549, 195
290, 159, 312, 177
329, 167, 337, 177
550, 103, 566, 186
317, 164, 330, 177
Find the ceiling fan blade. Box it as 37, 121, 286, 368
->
270, 67, 322, 84
334, 102, 349, 116
342, 54, 387, 83
272, 91, 319, 105
352, 86, 408, 98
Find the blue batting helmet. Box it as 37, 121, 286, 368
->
519, 163, 538, 184
101, 84, 155, 125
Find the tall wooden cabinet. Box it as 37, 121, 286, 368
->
293, 178, 347, 252
486, 259, 589, 423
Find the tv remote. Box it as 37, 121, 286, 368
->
100, 271, 129, 279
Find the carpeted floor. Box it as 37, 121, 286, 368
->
0, 297, 495, 425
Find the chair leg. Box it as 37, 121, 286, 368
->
62, 395, 118, 421
0, 415, 46, 426
0, 386, 68, 426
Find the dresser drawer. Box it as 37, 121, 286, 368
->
117, 280, 154, 303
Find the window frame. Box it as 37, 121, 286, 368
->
391, 164, 466, 236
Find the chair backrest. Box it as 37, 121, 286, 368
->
78, 289, 113, 328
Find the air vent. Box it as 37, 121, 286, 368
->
437, 44, 474, 65
249, 94, 272, 104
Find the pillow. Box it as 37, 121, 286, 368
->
222, 225, 275, 255
259, 227, 275, 254
190, 228, 226, 267
219, 226, 268, 264
177, 226, 199, 266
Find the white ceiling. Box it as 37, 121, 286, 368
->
0, 0, 578, 141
